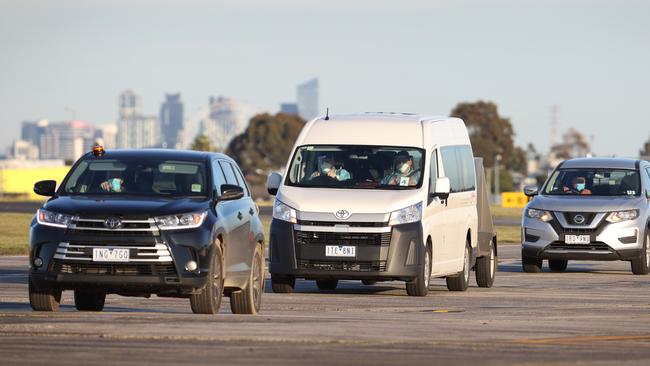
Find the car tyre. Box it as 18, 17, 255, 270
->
522, 254, 543, 273
271, 274, 295, 293
406, 243, 432, 296
548, 259, 568, 272
29, 278, 61, 312
316, 279, 338, 290
361, 280, 377, 286
447, 242, 471, 292
475, 239, 496, 288
631, 231, 650, 275
231, 243, 265, 314
74, 289, 106, 311
190, 245, 224, 314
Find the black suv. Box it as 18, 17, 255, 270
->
28, 148, 265, 315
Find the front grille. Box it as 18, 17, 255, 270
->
548, 242, 611, 251
67, 216, 159, 237
296, 220, 388, 228
562, 212, 597, 226
51, 260, 177, 276
295, 231, 391, 246
53, 242, 172, 263
297, 259, 387, 272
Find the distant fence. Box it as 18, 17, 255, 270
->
501, 191, 529, 208
0, 167, 70, 200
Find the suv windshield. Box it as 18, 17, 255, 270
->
286, 145, 425, 189
543, 168, 640, 196
61, 158, 208, 197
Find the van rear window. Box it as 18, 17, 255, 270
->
286, 145, 424, 189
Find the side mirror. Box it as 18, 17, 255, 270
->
34, 180, 56, 197
267, 171, 283, 196
220, 184, 244, 201
433, 177, 451, 200
523, 185, 539, 197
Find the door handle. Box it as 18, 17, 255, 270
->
237, 212, 243, 220
249, 208, 255, 216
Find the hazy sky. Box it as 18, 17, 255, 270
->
1, 0, 649, 157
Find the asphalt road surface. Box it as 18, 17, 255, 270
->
2, 245, 650, 365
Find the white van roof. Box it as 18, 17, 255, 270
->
298, 113, 460, 147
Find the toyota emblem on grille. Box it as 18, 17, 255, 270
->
104, 217, 122, 230
573, 214, 586, 225
334, 210, 351, 220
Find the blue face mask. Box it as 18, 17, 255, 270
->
576, 183, 586, 191
110, 178, 122, 191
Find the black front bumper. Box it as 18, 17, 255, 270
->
268, 219, 423, 281
523, 243, 643, 261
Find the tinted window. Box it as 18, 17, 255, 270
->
440, 145, 475, 193
212, 160, 226, 193
219, 161, 238, 185
231, 164, 250, 196
429, 149, 438, 194
646, 167, 650, 181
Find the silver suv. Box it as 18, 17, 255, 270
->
522, 158, 650, 275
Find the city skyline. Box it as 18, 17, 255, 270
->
1, 1, 649, 157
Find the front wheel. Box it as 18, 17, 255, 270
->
190, 245, 224, 314
74, 289, 106, 311
406, 243, 431, 296
446, 243, 470, 292
475, 240, 496, 288
271, 274, 295, 293
631, 231, 650, 275
522, 254, 543, 273
231, 243, 265, 314
29, 278, 61, 312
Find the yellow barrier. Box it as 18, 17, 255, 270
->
501, 191, 529, 208
0, 167, 71, 200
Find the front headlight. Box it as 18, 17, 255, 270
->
606, 210, 639, 223
155, 211, 207, 230
36, 209, 74, 228
388, 202, 422, 226
526, 208, 553, 222
273, 200, 297, 223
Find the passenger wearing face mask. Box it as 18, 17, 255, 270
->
310, 158, 351, 181
382, 151, 421, 186
563, 176, 592, 195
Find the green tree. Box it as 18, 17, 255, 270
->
451, 101, 526, 174
190, 134, 215, 152
226, 112, 305, 175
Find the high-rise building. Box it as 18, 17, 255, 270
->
39, 121, 94, 162
160, 93, 184, 148
21, 119, 49, 146
297, 78, 319, 121
199, 96, 256, 151
280, 103, 299, 116
7, 140, 39, 160
118, 89, 142, 119
95, 123, 118, 149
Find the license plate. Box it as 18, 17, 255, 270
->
565, 235, 591, 244
325, 245, 356, 257
92, 248, 130, 262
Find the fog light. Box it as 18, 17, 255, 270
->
185, 260, 198, 272
33, 257, 43, 268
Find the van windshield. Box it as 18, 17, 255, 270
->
286, 145, 425, 189
543, 168, 640, 196
61, 158, 208, 197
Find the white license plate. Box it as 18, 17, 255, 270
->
565, 235, 591, 244
92, 248, 130, 262
325, 245, 356, 257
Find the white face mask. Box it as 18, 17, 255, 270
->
398, 162, 410, 174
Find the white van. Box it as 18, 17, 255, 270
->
267, 113, 496, 296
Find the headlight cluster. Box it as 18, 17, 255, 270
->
273, 200, 297, 223
36, 209, 74, 228
389, 202, 422, 226
526, 208, 553, 222
606, 210, 638, 223
155, 211, 207, 230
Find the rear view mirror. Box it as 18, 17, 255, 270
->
523, 185, 539, 197
34, 180, 57, 197
267, 172, 283, 195
433, 177, 451, 200
220, 184, 244, 201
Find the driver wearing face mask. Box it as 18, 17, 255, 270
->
382, 151, 421, 186
310, 158, 351, 181
563, 176, 592, 195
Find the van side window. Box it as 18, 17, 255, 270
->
219, 161, 238, 185
440, 145, 475, 193
429, 149, 438, 195
212, 160, 226, 194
